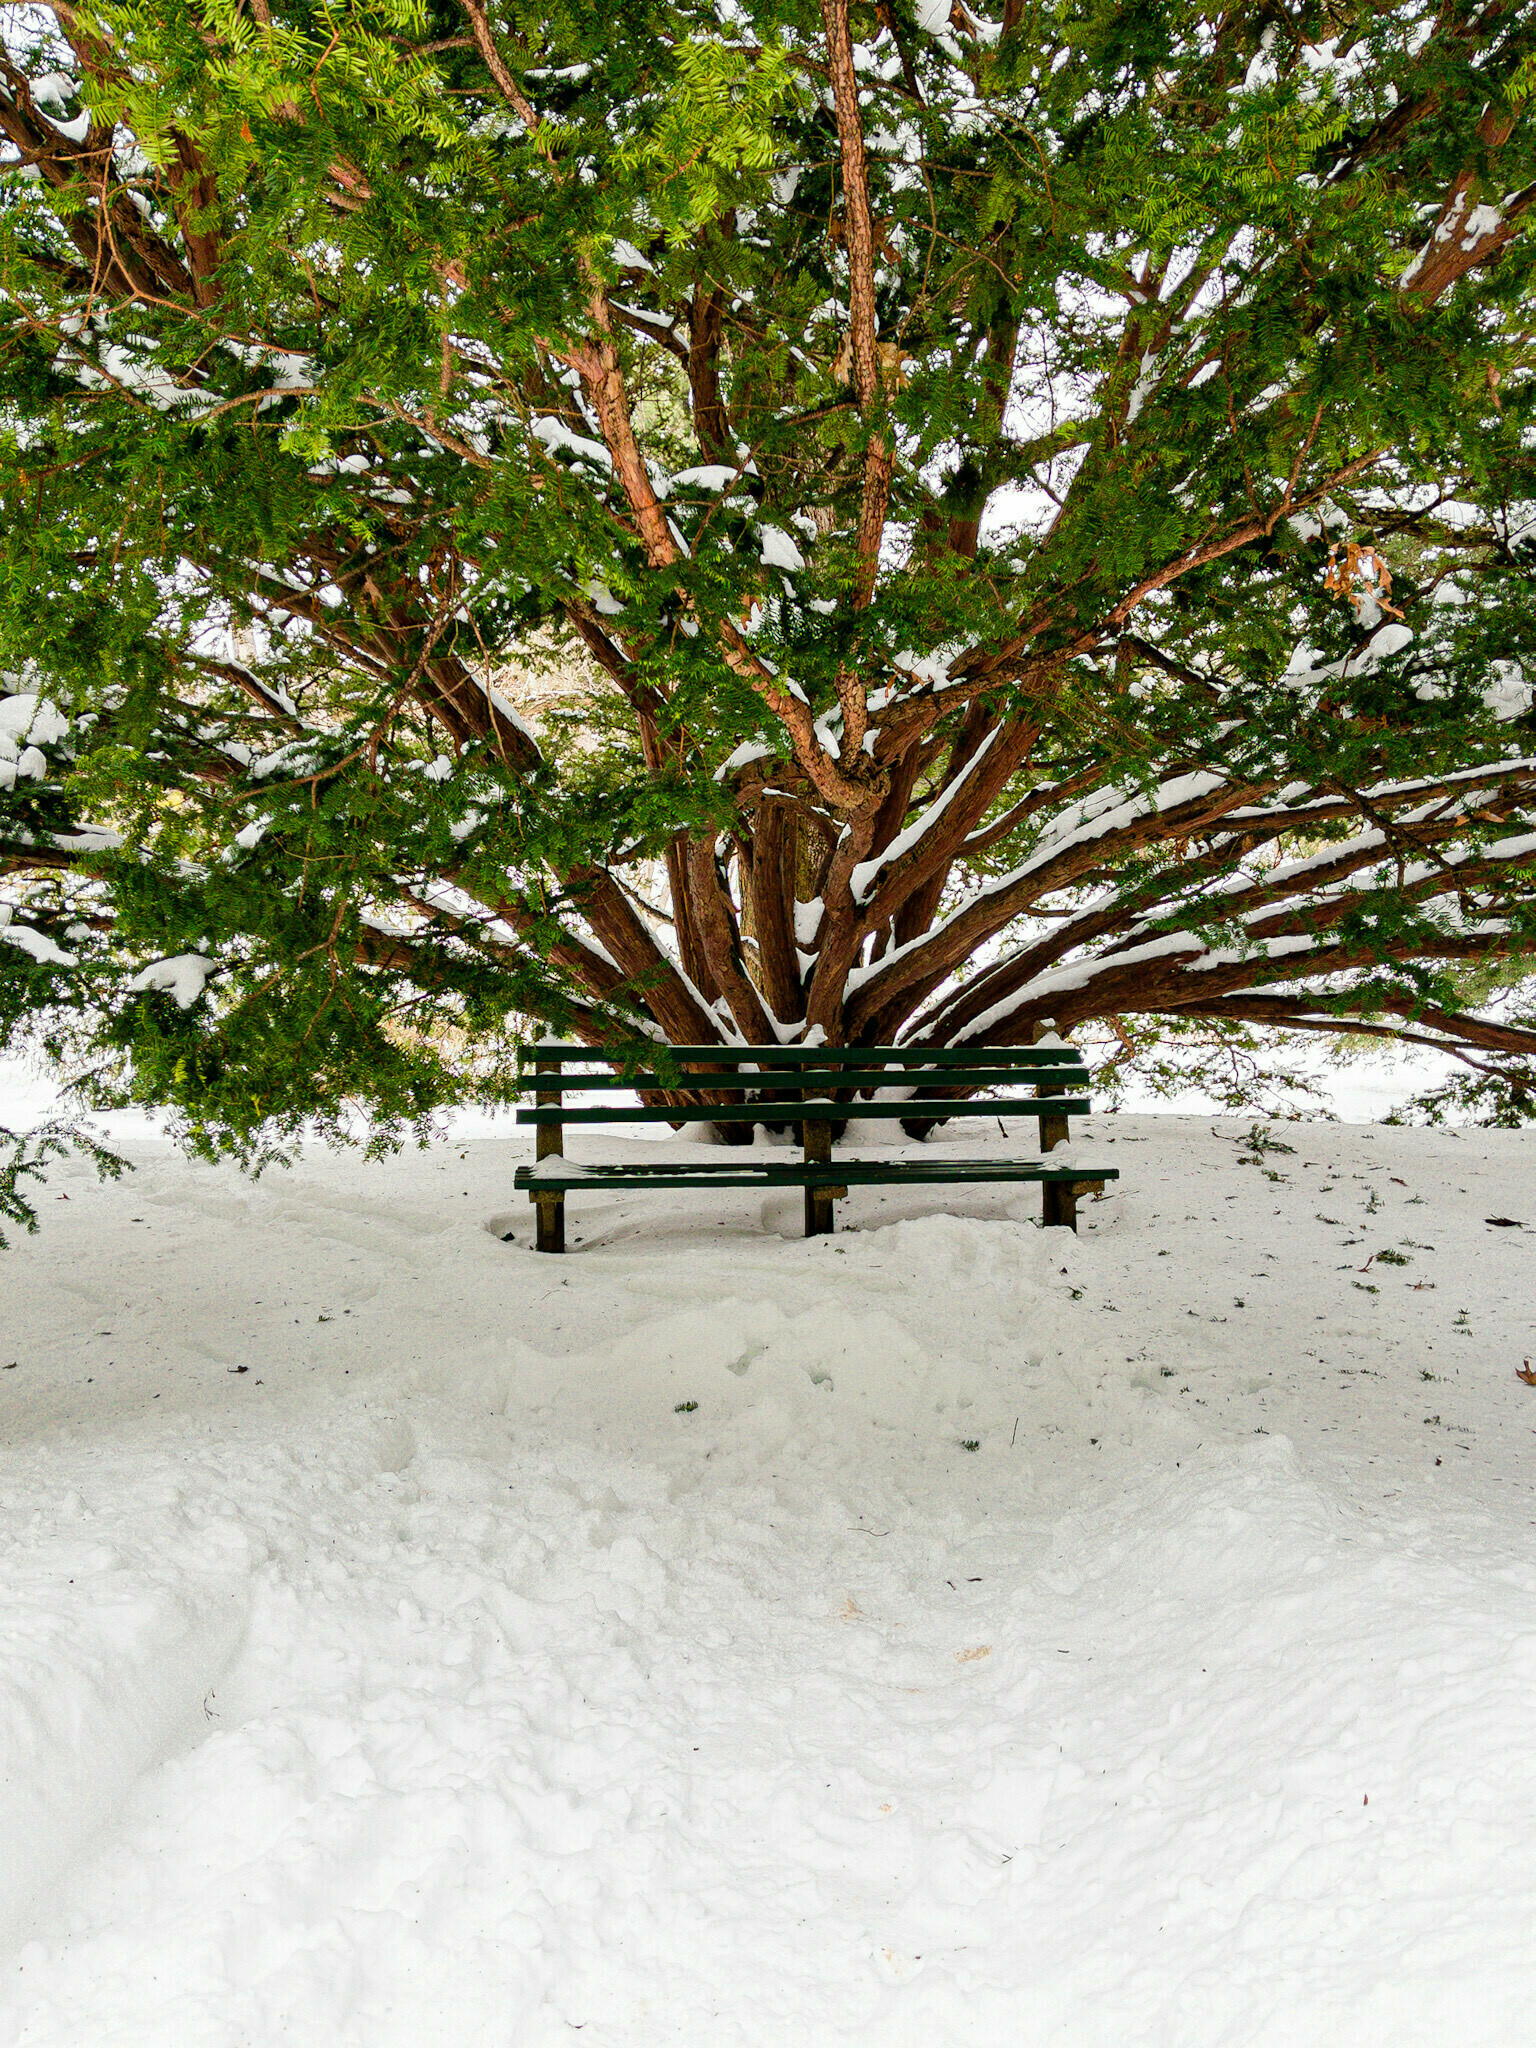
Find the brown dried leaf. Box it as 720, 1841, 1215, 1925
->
1323, 540, 1404, 621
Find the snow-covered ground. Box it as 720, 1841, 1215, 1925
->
2, 1109, 1534, 2047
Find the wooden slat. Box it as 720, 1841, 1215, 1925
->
516, 1096, 1093, 1126
508, 1064, 1089, 1095
516, 1042, 1081, 1071
514, 1159, 1118, 1189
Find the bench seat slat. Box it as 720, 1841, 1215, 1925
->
516, 1096, 1092, 1126
515, 1159, 1118, 1190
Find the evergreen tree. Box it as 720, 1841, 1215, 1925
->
1, 0, 1534, 1154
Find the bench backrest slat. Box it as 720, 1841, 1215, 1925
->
519, 1041, 1074, 1071
517, 1096, 1093, 1125
513, 1065, 1086, 1094
515, 1040, 1095, 1126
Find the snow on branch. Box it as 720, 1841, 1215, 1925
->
848, 728, 1001, 903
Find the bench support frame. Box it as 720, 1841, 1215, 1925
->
1034, 1022, 1077, 1231
532, 1055, 566, 1254
803, 1119, 837, 1236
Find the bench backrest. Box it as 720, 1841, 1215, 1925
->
515, 1041, 1090, 1106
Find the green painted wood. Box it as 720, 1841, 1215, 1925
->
515, 1097, 1093, 1126
513, 1037, 1110, 1242
506, 1064, 1089, 1094
516, 1042, 1079, 1071
513, 1159, 1119, 1190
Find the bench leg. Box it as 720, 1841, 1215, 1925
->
1034, 1022, 1077, 1229
1036, 1045, 1076, 1228
533, 1193, 565, 1253
532, 1065, 565, 1252
803, 1117, 835, 1237
1037, 1111, 1071, 1153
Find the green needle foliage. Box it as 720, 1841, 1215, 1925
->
0, 0, 1534, 1169
0, 1117, 129, 1246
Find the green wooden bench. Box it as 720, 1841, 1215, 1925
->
511, 1041, 1117, 1251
